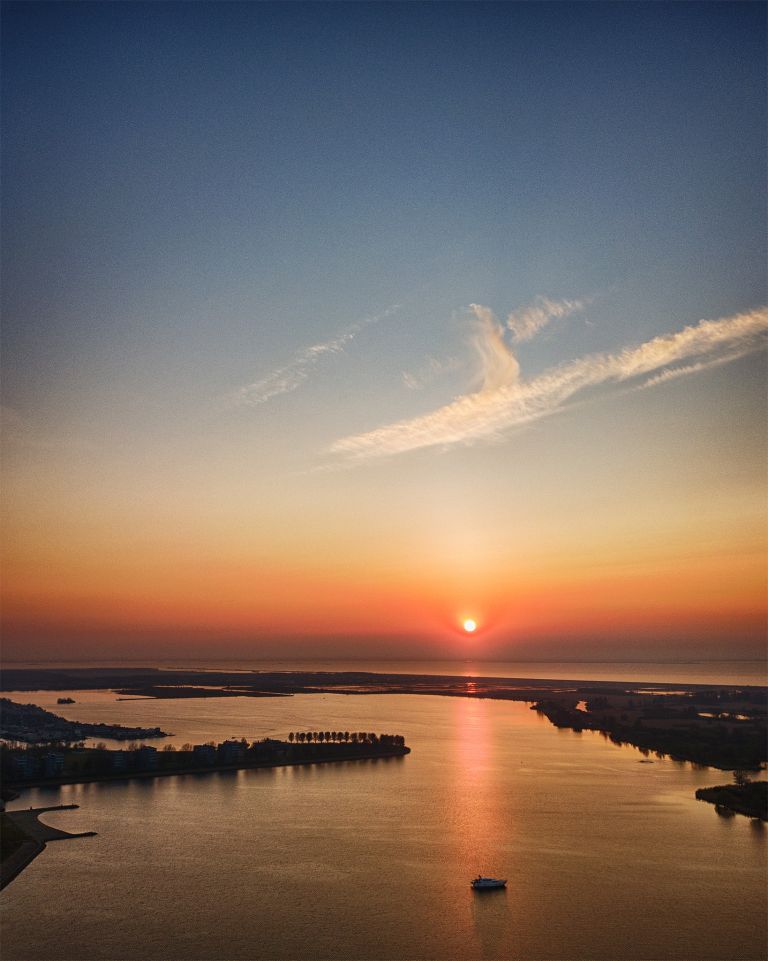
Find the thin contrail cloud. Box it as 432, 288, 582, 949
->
505, 295, 587, 343
229, 304, 400, 408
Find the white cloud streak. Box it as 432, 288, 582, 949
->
230, 304, 400, 408
329, 305, 768, 463
506, 295, 586, 343
639, 349, 756, 389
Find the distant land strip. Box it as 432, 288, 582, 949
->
2, 668, 765, 772
5, 666, 762, 694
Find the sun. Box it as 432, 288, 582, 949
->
462, 618, 477, 633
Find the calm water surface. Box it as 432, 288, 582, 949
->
2, 693, 766, 961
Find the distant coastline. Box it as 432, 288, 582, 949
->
3, 658, 765, 687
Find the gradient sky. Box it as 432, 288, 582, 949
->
2, 2, 766, 662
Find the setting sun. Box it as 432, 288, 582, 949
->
462, 618, 477, 633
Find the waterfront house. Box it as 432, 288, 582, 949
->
10, 753, 39, 778
135, 745, 159, 769
192, 744, 216, 765
43, 752, 65, 776
217, 740, 246, 763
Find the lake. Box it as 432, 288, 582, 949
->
1, 690, 766, 960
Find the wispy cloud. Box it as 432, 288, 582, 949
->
639, 348, 756, 389
468, 304, 521, 391
506, 295, 586, 343
229, 304, 400, 408
329, 305, 768, 463
399, 294, 576, 392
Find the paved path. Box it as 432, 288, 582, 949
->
5, 804, 96, 843
1, 805, 96, 891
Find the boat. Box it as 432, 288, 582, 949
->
471, 876, 507, 890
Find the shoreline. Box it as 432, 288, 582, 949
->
0, 834, 43, 891
4, 746, 411, 792
1, 747, 410, 889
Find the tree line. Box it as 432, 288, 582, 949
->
287, 732, 405, 746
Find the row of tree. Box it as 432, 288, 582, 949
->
288, 731, 405, 747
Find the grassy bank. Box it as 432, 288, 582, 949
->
0, 813, 32, 861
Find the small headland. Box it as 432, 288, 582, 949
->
695, 781, 767, 821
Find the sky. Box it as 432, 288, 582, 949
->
2, 1, 766, 663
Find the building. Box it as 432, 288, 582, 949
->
192, 744, 216, 765
217, 740, 246, 763
43, 752, 65, 777
9, 754, 39, 778
135, 745, 158, 769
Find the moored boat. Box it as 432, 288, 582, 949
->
471, 876, 507, 890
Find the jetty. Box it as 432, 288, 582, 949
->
1, 804, 96, 891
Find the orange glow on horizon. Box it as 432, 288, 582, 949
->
2, 515, 766, 660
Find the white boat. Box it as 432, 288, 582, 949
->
471, 876, 507, 890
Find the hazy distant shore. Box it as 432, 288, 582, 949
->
4, 665, 765, 694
